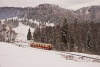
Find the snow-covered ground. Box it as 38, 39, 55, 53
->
0, 42, 100, 67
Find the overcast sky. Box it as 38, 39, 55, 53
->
0, 0, 100, 10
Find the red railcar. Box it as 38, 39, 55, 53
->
30, 42, 52, 50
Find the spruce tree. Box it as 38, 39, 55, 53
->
0, 20, 1, 24
69, 33, 74, 51
61, 18, 69, 50
27, 28, 32, 40
86, 30, 92, 51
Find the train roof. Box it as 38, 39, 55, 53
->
31, 42, 52, 45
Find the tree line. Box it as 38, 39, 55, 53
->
32, 18, 100, 55
0, 21, 17, 43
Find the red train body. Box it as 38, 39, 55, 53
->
30, 42, 52, 50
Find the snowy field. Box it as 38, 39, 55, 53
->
0, 42, 100, 67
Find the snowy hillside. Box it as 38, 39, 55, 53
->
0, 42, 100, 67
0, 17, 54, 43
13, 22, 34, 42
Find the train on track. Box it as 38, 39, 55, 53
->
30, 42, 52, 50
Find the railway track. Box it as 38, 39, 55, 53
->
60, 52, 100, 63
13, 42, 30, 48
66, 52, 100, 60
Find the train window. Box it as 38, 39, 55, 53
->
49, 45, 51, 47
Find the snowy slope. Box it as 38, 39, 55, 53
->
0, 42, 100, 67
13, 22, 34, 42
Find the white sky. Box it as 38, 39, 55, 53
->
0, 0, 100, 10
